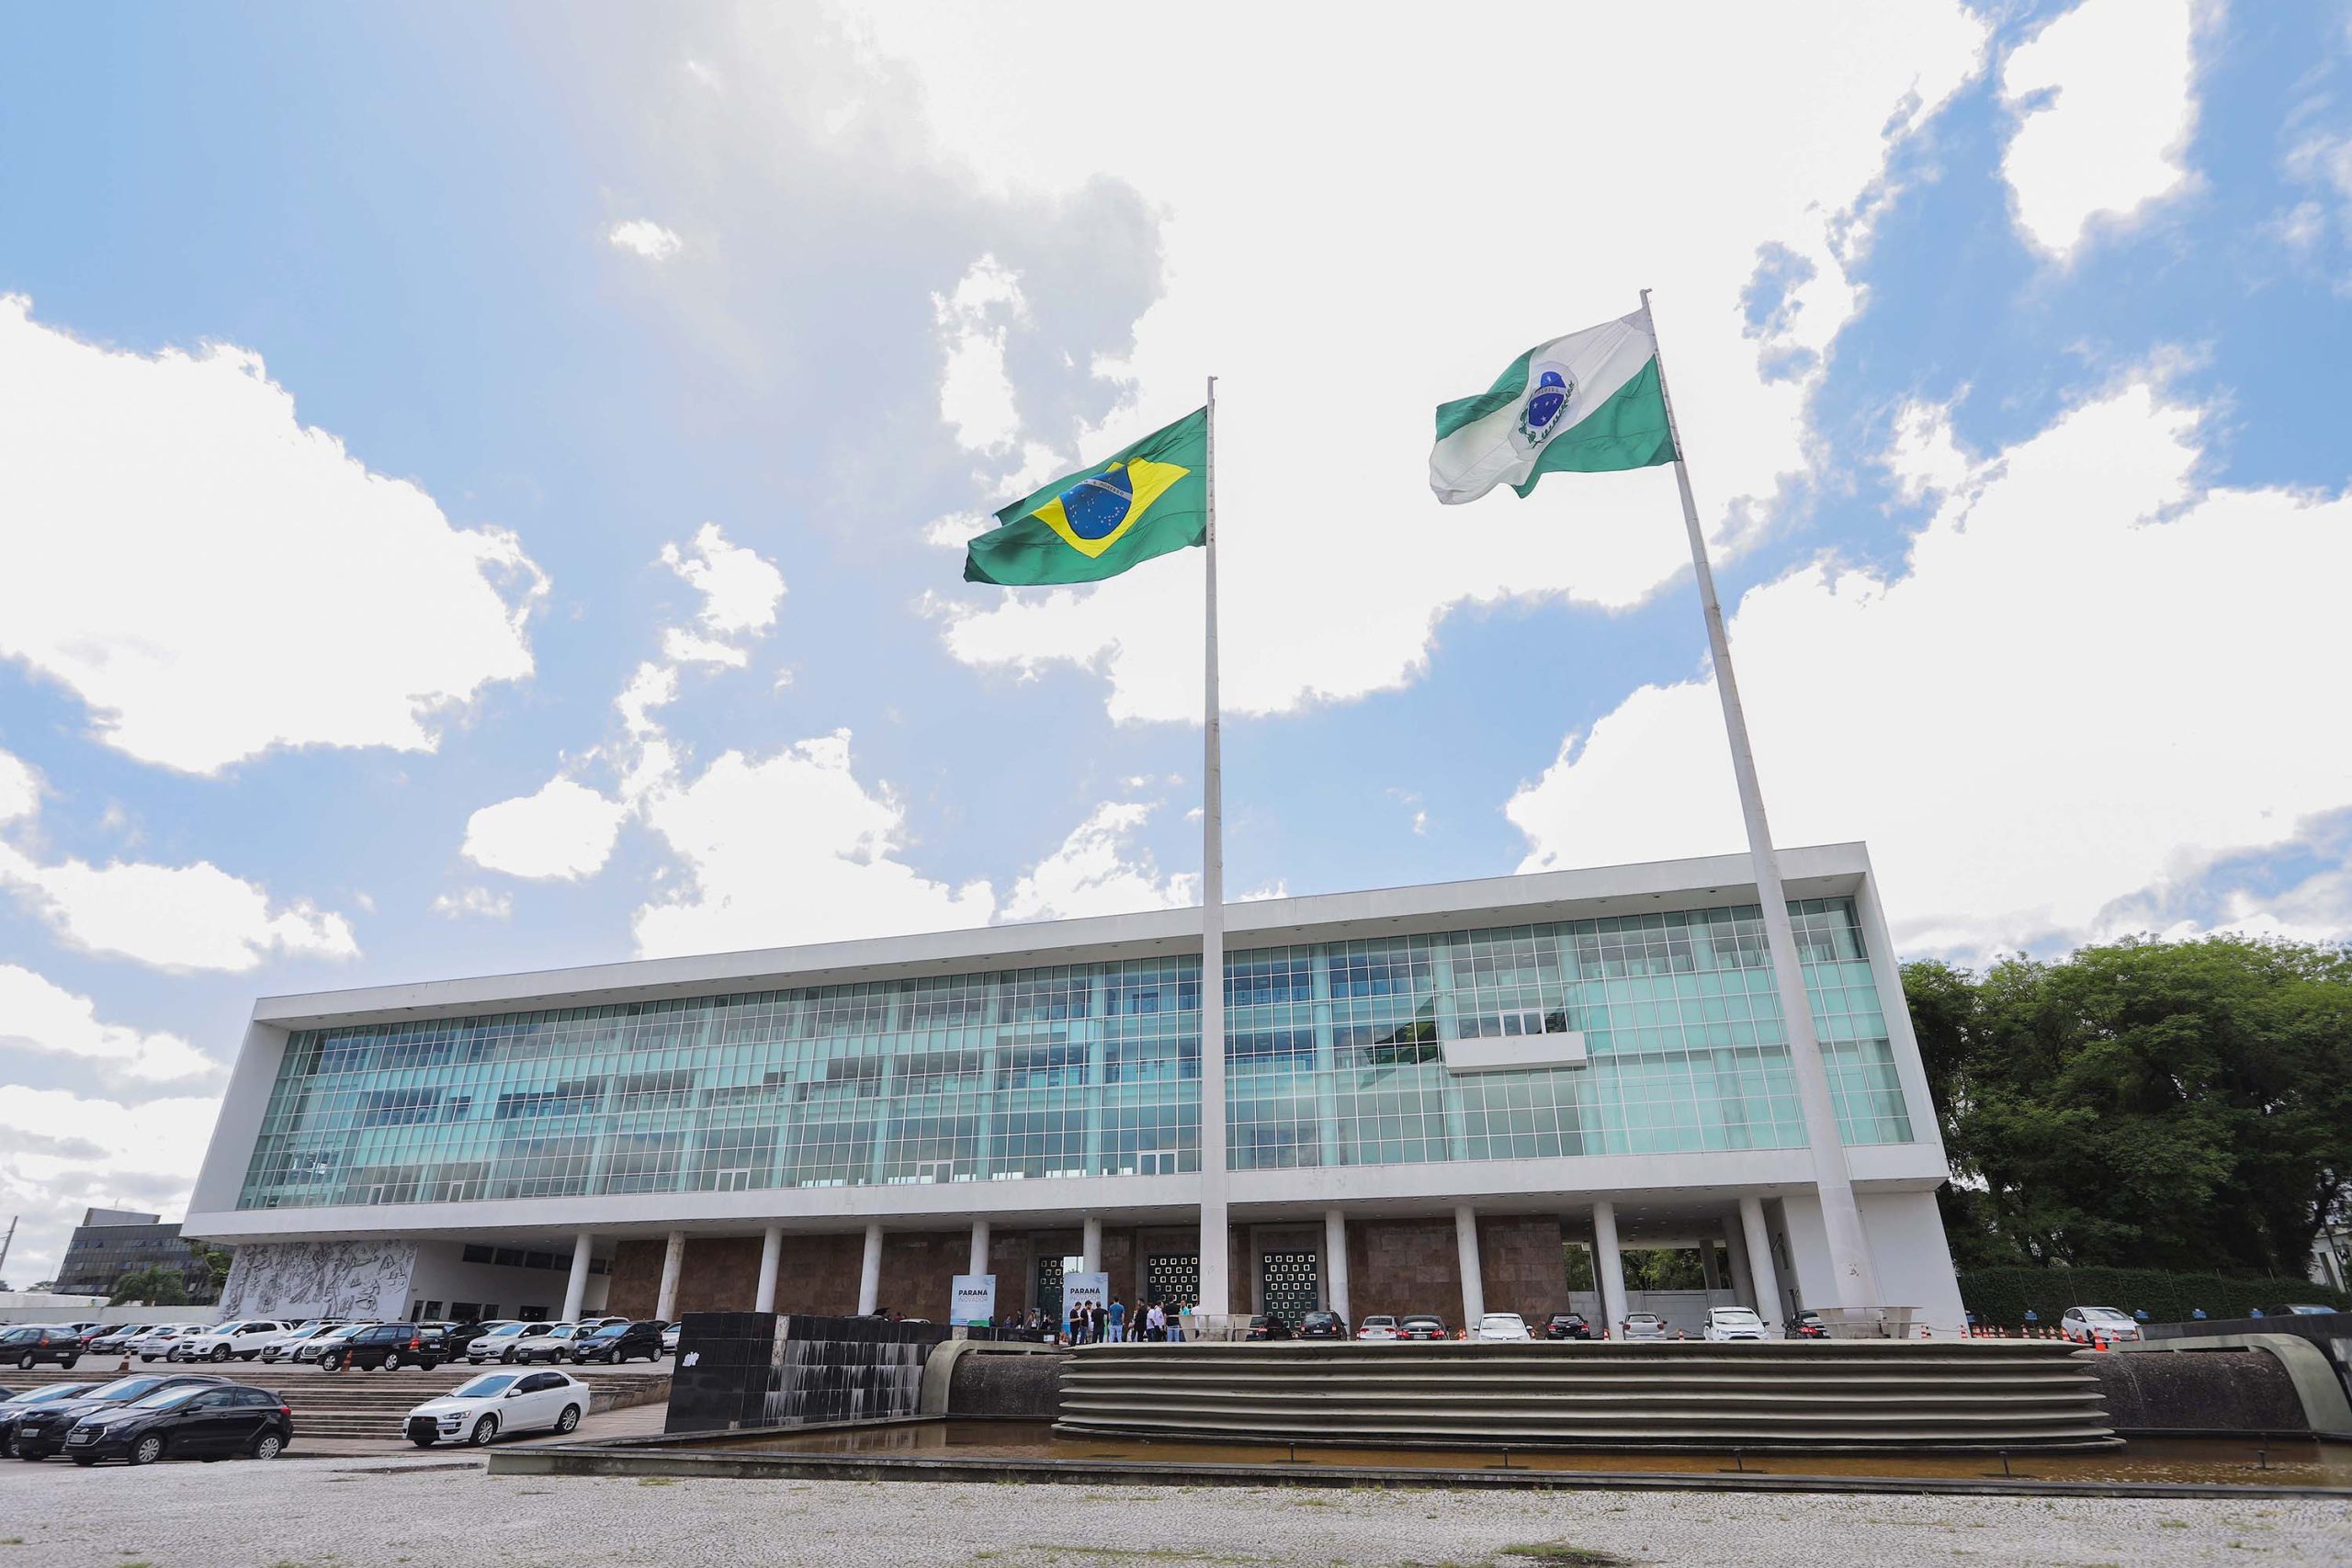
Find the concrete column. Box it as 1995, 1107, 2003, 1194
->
1739, 1196, 1783, 1333
1592, 1202, 1628, 1337
755, 1227, 783, 1314
968, 1217, 991, 1277
1453, 1205, 1485, 1327
1723, 1214, 1756, 1307
654, 1229, 686, 1324
857, 1223, 884, 1314
1701, 1240, 1723, 1292
1323, 1209, 1351, 1325
560, 1231, 594, 1323
1081, 1217, 1102, 1274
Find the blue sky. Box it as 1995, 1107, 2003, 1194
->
2, 0, 2348, 1285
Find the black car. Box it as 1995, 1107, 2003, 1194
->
430, 1320, 501, 1357
10, 1373, 228, 1460
1243, 1314, 1295, 1341
319, 1322, 438, 1371
64, 1382, 292, 1466
1539, 1312, 1593, 1341
2, 1325, 85, 1371
1398, 1314, 1450, 1341
570, 1320, 666, 1364
1296, 1311, 1348, 1340
1, 1383, 97, 1456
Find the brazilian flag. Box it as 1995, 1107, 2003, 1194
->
963, 407, 1208, 586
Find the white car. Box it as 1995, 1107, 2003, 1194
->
1355, 1315, 1401, 1342
402, 1369, 588, 1448
1619, 1313, 1670, 1342
659, 1323, 680, 1356
2062, 1305, 2143, 1347
465, 1323, 539, 1363
256, 1322, 346, 1363
506, 1323, 587, 1364
136, 1325, 207, 1362
1703, 1306, 1767, 1342
169, 1320, 287, 1362
292, 1323, 370, 1364
1474, 1312, 1532, 1342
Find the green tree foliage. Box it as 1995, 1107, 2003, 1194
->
110, 1264, 187, 1306
1904, 936, 2352, 1278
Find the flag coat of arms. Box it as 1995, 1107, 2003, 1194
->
964, 407, 1209, 586
1428, 310, 1677, 504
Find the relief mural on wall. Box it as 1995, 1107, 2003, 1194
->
217, 1240, 419, 1320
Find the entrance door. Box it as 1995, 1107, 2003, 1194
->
1261, 1248, 1320, 1325
1145, 1251, 1198, 1311
1035, 1254, 1065, 1322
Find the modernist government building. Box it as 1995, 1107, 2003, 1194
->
186, 843, 1968, 1337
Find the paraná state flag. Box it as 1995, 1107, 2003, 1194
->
1428, 311, 1677, 504
964, 407, 1208, 586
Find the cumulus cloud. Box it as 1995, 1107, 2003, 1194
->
886, 3, 1989, 721
0, 840, 357, 972
0, 297, 544, 775
1999, 0, 2203, 260
1001, 800, 1197, 923
0, 964, 217, 1082
660, 522, 786, 637
933, 254, 1027, 453
633, 731, 994, 955
431, 886, 514, 920
608, 218, 684, 260
462, 775, 632, 881
1506, 381, 2352, 958
0, 1085, 222, 1288
0, 749, 38, 823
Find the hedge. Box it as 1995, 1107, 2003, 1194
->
1957, 1266, 2350, 1327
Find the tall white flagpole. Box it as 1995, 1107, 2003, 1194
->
1195, 374, 1230, 1332
1642, 289, 1882, 1320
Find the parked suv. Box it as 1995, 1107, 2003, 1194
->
1, 1325, 83, 1371
9, 1373, 228, 1460
138, 1325, 207, 1362
569, 1320, 665, 1365
170, 1321, 288, 1362
318, 1323, 438, 1371
64, 1383, 292, 1465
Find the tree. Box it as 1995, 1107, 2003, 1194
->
1904, 935, 2352, 1278
200, 1247, 232, 1301
111, 1265, 187, 1306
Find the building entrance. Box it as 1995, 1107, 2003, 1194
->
1145, 1250, 1197, 1311
1261, 1247, 1320, 1325
1035, 1254, 1065, 1322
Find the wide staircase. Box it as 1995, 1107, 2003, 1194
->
2, 1359, 668, 1448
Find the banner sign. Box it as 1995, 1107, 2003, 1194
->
950, 1273, 998, 1326
1062, 1270, 1110, 1328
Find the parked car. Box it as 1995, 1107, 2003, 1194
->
428, 1320, 512, 1358
580, 1315, 630, 1330
1789, 1310, 1827, 1340
1242, 1314, 1294, 1342
1, 1325, 84, 1371
1538, 1312, 1593, 1341
403, 1369, 586, 1448
257, 1322, 347, 1362
466, 1323, 537, 1363
88, 1325, 160, 1355
2061, 1306, 2142, 1347
1398, 1314, 1450, 1342
507, 1323, 593, 1364
1475, 1313, 1532, 1342
319, 1323, 438, 1371
2264, 1304, 2341, 1316
138, 1325, 207, 1362
74, 1325, 130, 1351
1296, 1311, 1348, 1340
63, 1382, 292, 1465
170, 1320, 288, 1363
1619, 1313, 1669, 1342
660, 1323, 681, 1356
8, 1373, 228, 1460
1704, 1306, 1768, 1342
293, 1324, 371, 1364
570, 1320, 666, 1365
1, 1383, 98, 1456
1356, 1314, 1402, 1342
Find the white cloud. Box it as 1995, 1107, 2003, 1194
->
608, 219, 684, 260
0, 840, 358, 973
461, 776, 630, 882
1507, 381, 2352, 958
1001, 800, 1197, 923
0, 1085, 222, 1288
0, 297, 544, 775
872, 3, 1988, 721
1999, 0, 2203, 260
660, 522, 786, 637
0, 748, 38, 823
0, 964, 216, 1082
933, 254, 1027, 453
431, 886, 514, 920
632, 730, 993, 955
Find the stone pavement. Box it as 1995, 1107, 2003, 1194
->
2, 1445, 2346, 1568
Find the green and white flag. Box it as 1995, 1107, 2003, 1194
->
1428, 310, 1677, 504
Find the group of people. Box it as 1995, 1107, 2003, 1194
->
1002, 1297, 1193, 1345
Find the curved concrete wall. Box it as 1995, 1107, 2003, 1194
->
1057, 1340, 2115, 1452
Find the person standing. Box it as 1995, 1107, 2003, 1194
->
1146, 1301, 1165, 1342
1109, 1297, 1127, 1344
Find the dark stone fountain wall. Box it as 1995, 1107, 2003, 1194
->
665, 1313, 949, 1435
2086, 1348, 2310, 1433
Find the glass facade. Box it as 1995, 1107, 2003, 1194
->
234, 898, 1913, 1213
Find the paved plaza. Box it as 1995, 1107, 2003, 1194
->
3, 1451, 2346, 1568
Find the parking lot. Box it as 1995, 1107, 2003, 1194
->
2, 1447, 2346, 1568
